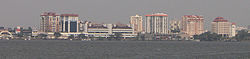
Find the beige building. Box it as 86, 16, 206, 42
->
181, 15, 204, 36
130, 14, 143, 33
40, 12, 61, 32
211, 17, 236, 37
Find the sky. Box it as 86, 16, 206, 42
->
0, 0, 250, 30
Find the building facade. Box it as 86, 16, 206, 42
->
170, 20, 181, 34
145, 13, 169, 34
84, 22, 136, 38
61, 14, 80, 33
130, 14, 143, 33
181, 15, 204, 36
40, 12, 61, 32
211, 17, 235, 37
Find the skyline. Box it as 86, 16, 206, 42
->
0, 0, 250, 28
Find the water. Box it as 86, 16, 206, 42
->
0, 40, 250, 59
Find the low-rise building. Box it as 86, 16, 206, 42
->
84, 22, 137, 38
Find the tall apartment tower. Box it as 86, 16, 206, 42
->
145, 13, 168, 34
182, 15, 204, 36
40, 12, 61, 32
130, 14, 143, 33
211, 17, 235, 37
61, 14, 80, 33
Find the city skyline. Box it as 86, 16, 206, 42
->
0, 0, 250, 28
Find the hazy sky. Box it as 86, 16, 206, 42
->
0, 0, 250, 29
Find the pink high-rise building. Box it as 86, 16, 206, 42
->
40, 12, 61, 32
181, 15, 204, 36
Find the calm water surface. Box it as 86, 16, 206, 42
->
0, 40, 250, 59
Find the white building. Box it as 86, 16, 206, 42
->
145, 13, 169, 34
211, 17, 236, 37
84, 22, 137, 38
61, 14, 80, 33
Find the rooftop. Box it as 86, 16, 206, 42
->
61, 14, 79, 17
145, 13, 168, 17
213, 17, 228, 22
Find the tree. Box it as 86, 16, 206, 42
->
109, 35, 115, 40
38, 34, 47, 39
171, 28, 180, 34
97, 36, 104, 40
114, 33, 122, 40
68, 35, 75, 39
54, 32, 61, 39
176, 36, 181, 40
77, 34, 86, 39
28, 27, 32, 31
236, 30, 250, 41
193, 31, 223, 41
16, 33, 24, 37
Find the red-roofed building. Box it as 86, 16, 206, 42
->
182, 15, 204, 36
40, 12, 61, 32
211, 17, 236, 37
145, 13, 169, 34
61, 14, 80, 33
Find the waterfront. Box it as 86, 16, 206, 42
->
0, 40, 250, 59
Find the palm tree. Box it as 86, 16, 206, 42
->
54, 32, 61, 39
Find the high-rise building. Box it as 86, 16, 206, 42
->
145, 13, 169, 34
181, 15, 204, 36
40, 12, 61, 32
211, 17, 234, 37
170, 20, 181, 34
130, 14, 143, 33
61, 14, 80, 33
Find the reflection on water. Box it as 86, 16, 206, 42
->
0, 40, 249, 59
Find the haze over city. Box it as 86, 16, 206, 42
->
0, 0, 250, 29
